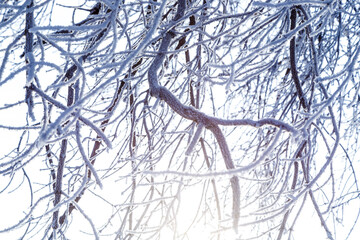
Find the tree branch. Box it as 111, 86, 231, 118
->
289, 7, 308, 111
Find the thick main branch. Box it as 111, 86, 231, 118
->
147, 0, 241, 230
290, 7, 308, 111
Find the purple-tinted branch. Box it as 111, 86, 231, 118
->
147, 0, 242, 231
29, 84, 112, 149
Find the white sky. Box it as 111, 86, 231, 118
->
1, 1, 360, 240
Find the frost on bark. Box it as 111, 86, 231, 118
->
1, 1, 360, 239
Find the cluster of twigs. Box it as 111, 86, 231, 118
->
0, 0, 360, 239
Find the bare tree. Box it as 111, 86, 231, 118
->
1, 0, 360, 239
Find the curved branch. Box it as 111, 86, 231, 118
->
289, 7, 308, 111
29, 83, 112, 149
147, 0, 241, 230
